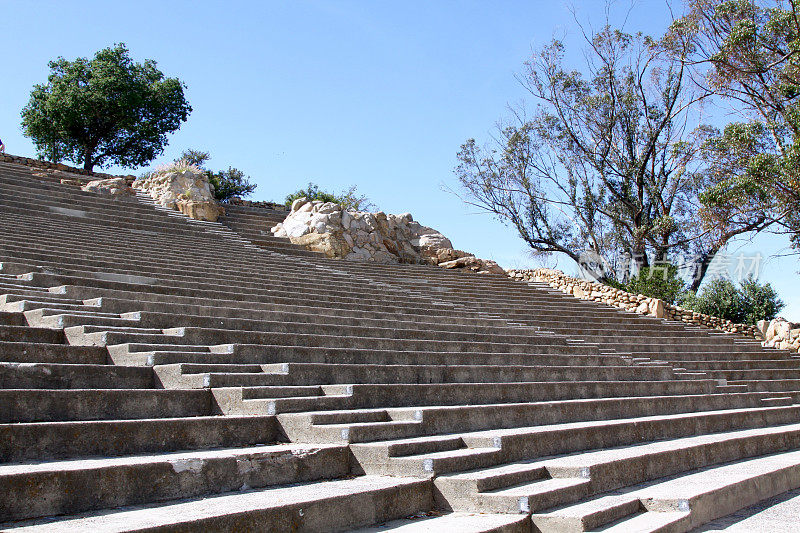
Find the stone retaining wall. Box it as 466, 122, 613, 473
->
508, 268, 764, 341
0, 153, 134, 181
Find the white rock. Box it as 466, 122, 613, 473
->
273, 200, 496, 274
133, 168, 223, 221
82, 178, 135, 198
283, 214, 313, 238
317, 202, 339, 214
271, 223, 288, 238
291, 197, 308, 212
766, 318, 792, 342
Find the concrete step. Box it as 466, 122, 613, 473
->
0, 414, 281, 463
352, 405, 800, 477
435, 422, 800, 514
0, 312, 25, 326
349, 512, 530, 532
0, 476, 431, 532
24, 310, 137, 330
0, 325, 64, 344
279, 393, 788, 444
137, 347, 623, 368
120, 309, 541, 338
88, 328, 591, 357
159, 362, 675, 389
0, 388, 210, 422
692, 487, 800, 532
529, 449, 800, 532
0, 295, 92, 313
0, 342, 107, 364
0, 361, 153, 389
218, 379, 717, 414
0, 443, 350, 522
88, 294, 513, 327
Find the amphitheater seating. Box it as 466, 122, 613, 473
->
1, 159, 799, 531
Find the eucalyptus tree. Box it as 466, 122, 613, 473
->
456, 25, 764, 288
669, 0, 800, 250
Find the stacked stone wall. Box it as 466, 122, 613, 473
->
508, 268, 765, 342
0, 153, 134, 182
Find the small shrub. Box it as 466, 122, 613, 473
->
285, 182, 375, 211
157, 159, 203, 175
207, 167, 256, 202
738, 276, 785, 324
285, 183, 339, 207
624, 264, 684, 304
680, 276, 784, 324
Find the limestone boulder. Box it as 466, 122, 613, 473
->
269, 199, 502, 274
291, 197, 309, 212
766, 318, 794, 342
176, 199, 224, 222
81, 178, 135, 199
292, 231, 352, 259
439, 255, 505, 275
133, 167, 224, 222
648, 298, 666, 319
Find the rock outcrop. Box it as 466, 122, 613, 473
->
133, 167, 224, 222
272, 197, 504, 274
759, 317, 800, 352
81, 178, 135, 198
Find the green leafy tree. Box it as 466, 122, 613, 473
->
21, 43, 191, 171
669, 0, 800, 249
174, 149, 256, 202
679, 275, 784, 324
285, 182, 375, 211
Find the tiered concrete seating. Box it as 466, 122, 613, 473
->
1, 159, 799, 531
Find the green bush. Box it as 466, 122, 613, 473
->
679, 276, 784, 325
207, 167, 256, 202
285, 182, 375, 212
285, 183, 339, 207
623, 264, 685, 304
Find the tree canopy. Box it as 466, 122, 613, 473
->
21, 43, 191, 172
669, 0, 800, 250
455, 25, 767, 288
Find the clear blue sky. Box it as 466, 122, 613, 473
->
2, 0, 798, 319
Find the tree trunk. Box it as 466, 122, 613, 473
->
689, 247, 720, 292
83, 147, 94, 172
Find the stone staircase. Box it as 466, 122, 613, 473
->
1, 158, 799, 531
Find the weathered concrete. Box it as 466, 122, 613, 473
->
1, 159, 800, 531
